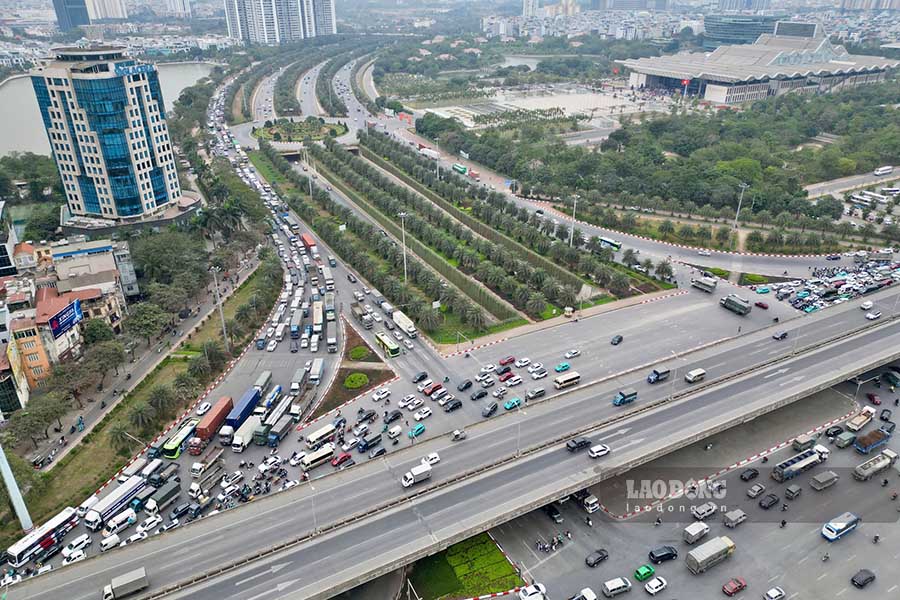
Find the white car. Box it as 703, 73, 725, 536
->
266, 340, 277, 352
403, 339, 414, 350
644, 577, 667, 596
588, 444, 611, 458
514, 358, 531, 368
475, 373, 491, 383
119, 531, 148, 547
860, 300, 874, 310
764, 587, 785, 600
414, 407, 432, 421
62, 549, 87, 566
492, 386, 508, 399
507, 375, 522, 387
266, 326, 275, 337
866, 311, 882, 320
393, 330, 404, 341
373, 388, 391, 401
289, 452, 307, 467
196, 401, 212, 416
481, 377, 496, 388
399, 394, 417, 408
422, 452, 440, 466
416, 380, 433, 393
62, 533, 92, 558
697, 249, 711, 257
352, 423, 368, 437
518, 584, 547, 600
527, 363, 544, 374
137, 514, 162, 535
438, 394, 455, 407
564, 349, 581, 359
281, 480, 300, 491
342, 438, 359, 452
217, 484, 240, 503
259, 455, 282, 474
407, 398, 424, 411
531, 369, 548, 380
221, 471, 244, 489
372, 313, 383, 322
480, 364, 497, 374
0, 574, 21, 587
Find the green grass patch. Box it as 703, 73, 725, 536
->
706, 267, 731, 279
428, 310, 528, 345
540, 302, 562, 320
343, 372, 369, 389
348, 345, 371, 361
249, 151, 292, 188
313, 367, 394, 419
183, 268, 261, 350
739, 272, 770, 286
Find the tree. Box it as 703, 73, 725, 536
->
48, 362, 99, 409
8, 410, 44, 449
465, 305, 487, 331
418, 309, 441, 332
127, 303, 169, 346
525, 293, 547, 317
108, 422, 138, 451
655, 261, 674, 280
86, 340, 126, 386
716, 226, 731, 243
622, 248, 639, 267
128, 400, 157, 430
609, 273, 631, 297
640, 258, 654, 273
148, 385, 177, 414
174, 372, 199, 403
81, 319, 114, 345
658, 219, 675, 237
188, 354, 212, 381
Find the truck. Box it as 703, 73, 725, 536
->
290, 368, 307, 395
723, 509, 747, 529
267, 415, 294, 447
190, 446, 224, 478
468, 169, 481, 182
854, 428, 891, 454
810, 470, 839, 491
290, 311, 303, 339
719, 294, 751, 315
128, 487, 157, 513
326, 321, 338, 353
189, 461, 224, 499
452, 163, 468, 175
148, 463, 179, 488
612, 387, 638, 407
187, 494, 213, 519
300, 233, 318, 257
792, 434, 816, 452
401, 463, 432, 488
846, 406, 876, 432
351, 302, 373, 329
145, 480, 181, 516
85, 475, 148, 531
381, 302, 395, 317
254, 371, 273, 394
225, 387, 261, 430
252, 421, 273, 446
102, 567, 149, 600
685, 536, 735, 574
690, 277, 717, 293
264, 394, 294, 428
392, 310, 417, 338
771, 444, 829, 482
322, 269, 335, 293
309, 358, 325, 385
232, 416, 261, 453
324, 292, 336, 320
188, 396, 233, 454
419, 147, 440, 160
853, 448, 899, 481
312, 301, 324, 334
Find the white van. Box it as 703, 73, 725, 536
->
141, 458, 163, 479
387, 425, 402, 440
77, 494, 100, 518
684, 368, 706, 383
102, 508, 137, 538
683, 521, 710, 544
601, 577, 632, 597
310, 334, 319, 353
99, 534, 120, 552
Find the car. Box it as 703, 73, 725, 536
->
585, 549, 609, 567
289, 451, 307, 467
827, 254, 841, 261
421, 452, 441, 466
867, 311, 882, 320
740, 468, 759, 481
515, 358, 531, 368
634, 564, 655, 582
507, 375, 522, 387
555, 362, 570, 373
504, 397, 522, 410
221, 471, 244, 488
764, 587, 786, 600
881, 408, 893, 421
825, 425, 843, 437
369, 447, 387, 459
474, 373, 491, 383
258, 455, 282, 474
407, 398, 424, 411
357, 409, 376, 424
497, 365, 512, 376
499, 356, 516, 366
566, 437, 591, 452
756, 286, 770, 294
482, 402, 498, 417
531, 369, 548, 380
851, 569, 876, 588
867, 392, 882, 405
196, 401, 212, 416
698, 249, 711, 257
342, 438, 359, 452
610, 334, 624, 345
471, 389, 488, 401
722, 577, 747, 596
499, 371, 514, 383
527, 363, 544, 373
754, 301, 769, 309
444, 398, 463, 412
457, 379, 473, 392
861, 300, 874, 310
772, 330, 788, 340
644, 577, 667, 596
747, 483, 766, 498
416, 379, 434, 393
408, 423, 426, 438
373, 388, 391, 401
414, 407, 432, 421
137, 514, 163, 535
492, 386, 508, 398
412, 371, 428, 384
399, 394, 417, 409
526, 387, 546, 400
62, 534, 92, 558
648, 545, 678, 564
544, 504, 563, 523
333, 415, 347, 429
403, 339, 414, 350
518, 584, 547, 600
481, 377, 496, 388
266, 340, 277, 352
347, 273, 357, 283
480, 364, 497, 374
120, 532, 148, 547
62, 549, 87, 565
758, 493, 779, 509
564, 349, 581, 359
0, 574, 21, 587
384, 410, 402, 424
331, 452, 352, 467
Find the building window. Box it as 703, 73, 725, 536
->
32, 366, 45, 376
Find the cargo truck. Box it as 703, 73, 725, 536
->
145, 480, 181, 516
225, 387, 261, 430
267, 415, 294, 447
419, 147, 440, 160
324, 292, 336, 319
612, 387, 638, 407
846, 406, 876, 432
690, 277, 717, 293
252, 421, 273, 446
189, 462, 224, 499
401, 463, 432, 488
326, 321, 337, 353
685, 536, 735, 574
85, 476, 147, 531
810, 470, 839, 491
351, 302, 373, 329
853, 448, 899, 481
290, 368, 306, 395
102, 567, 148, 600
190, 446, 224, 478
771, 445, 829, 482
148, 463, 179, 488
188, 396, 233, 455
854, 428, 891, 454
232, 416, 261, 453
719, 294, 751, 315
128, 487, 157, 513
187, 494, 213, 518
392, 310, 417, 338
309, 358, 325, 385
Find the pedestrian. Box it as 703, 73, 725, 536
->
405, 419, 409, 426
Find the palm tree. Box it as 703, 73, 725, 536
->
641, 258, 654, 273
174, 373, 198, 403
658, 220, 675, 237
129, 401, 157, 430
526, 293, 547, 317
418, 309, 441, 332
655, 261, 674, 280
557, 285, 577, 308
466, 306, 487, 331
108, 422, 138, 451
149, 385, 177, 413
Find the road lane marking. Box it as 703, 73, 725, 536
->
846, 554, 856, 562
887, 585, 898, 593
768, 574, 780, 582
836, 588, 847, 596
817, 573, 828, 581
764, 368, 790, 379
797, 556, 808, 564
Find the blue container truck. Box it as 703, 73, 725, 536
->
226, 387, 261, 429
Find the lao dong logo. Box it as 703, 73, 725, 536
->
626, 478, 727, 501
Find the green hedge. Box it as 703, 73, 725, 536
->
343, 372, 369, 389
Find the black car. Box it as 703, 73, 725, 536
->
772, 330, 788, 341
585, 549, 609, 568
357, 409, 376, 424
648, 545, 678, 564
482, 401, 498, 418
368, 447, 386, 459
170, 501, 192, 521
825, 425, 844, 438
347, 273, 357, 283
881, 409, 893, 422
412, 371, 429, 384
566, 437, 591, 452
444, 399, 463, 412
543, 504, 563, 523
290, 340, 299, 353
384, 410, 402, 424
497, 365, 512, 376
826, 254, 841, 261
851, 569, 876, 588
610, 334, 624, 345
471, 389, 488, 401
458, 379, 473, 392
740, 468, 759, 482
758, 493, 779, 510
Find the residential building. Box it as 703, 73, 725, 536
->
0, 344, 28, 420
224, 0, 249, 41
224, 0, 335, 45
86, 0, 127, 20
718, 0, 771, 10
523, 0, 538, 17
9, 317, 53, 389
52, 0, 91, 32
703, 14, 780, 49
312, 0, 336, 35
30, 47, 182, 223
166, 0, 193, 18
0, 203, 19, 279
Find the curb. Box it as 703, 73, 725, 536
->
600, 405, 859, 519
639, 289, 688, 304
442, 336, 511, 359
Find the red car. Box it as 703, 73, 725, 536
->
499, 372, 514, 382
867, 392, 882, 406
331, 452, 352, 467
754, 301, 769, 309
422, 383, 443, 397
499, 356, 516, 366
722, 577, 747, 596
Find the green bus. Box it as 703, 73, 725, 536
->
374, 331, 401, 358
452, 163, 468, 175
162, 418, 199, 460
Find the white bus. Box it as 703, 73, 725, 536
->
305, 423, 336, 450
821, 511, 861, 542
553, 371, 581, 390
874, 166, 894, 176
301, 443, 335, 471
274, 323, 287, 341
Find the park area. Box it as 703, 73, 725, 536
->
252, 117, 347, 143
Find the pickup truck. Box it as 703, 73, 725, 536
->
846, 406, 876, 432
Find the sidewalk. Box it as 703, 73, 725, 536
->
25, 255, 261, 471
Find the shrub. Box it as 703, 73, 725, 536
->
349, 345, 370, 360
344, 372, 369, 389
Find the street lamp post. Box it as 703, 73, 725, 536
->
398, 212, 408, 285
210, 267, 230, 352
0, 442, 32, 532
569, 195, 579, 248
733, 182, 750, 230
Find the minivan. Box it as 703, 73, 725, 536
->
526, 387, 546, 400
170, 502, 192, 521
691, 501, 717, 521
102, 508, 136, 538
387, 425, 402, 440
77, 494, 100, 518
684, 368, 706, 383
482, 402, 498, 418
601, 577, 632, 597
99, 534, 120, 552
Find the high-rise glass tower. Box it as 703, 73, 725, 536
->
52, 0, 90, 31
225, 0, 334, 44
30, 47, 181, 221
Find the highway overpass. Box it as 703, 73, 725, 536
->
13, 294, 900, 600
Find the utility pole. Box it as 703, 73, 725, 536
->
398, 212, 408, 285
732, 182, 750, 230
569, 194, 579, 247
210, 266, 229, 352
0, 442, 33, 532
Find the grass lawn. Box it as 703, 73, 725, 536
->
184, 269, 261, 350
252, 118, 347, 142
249, 150, 293, 189
739, 272, 770, 286
408, 533, 523, 600
428, 308, 527, 345
344, 325, 383, 363
312, 367, 394, 419
706, 267, 731, 279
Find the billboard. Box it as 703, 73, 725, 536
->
49, 299, 84, 339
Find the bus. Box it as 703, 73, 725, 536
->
375, 331, 401, 358
305, 424, 337, 450
553, 372, 581, 390
274, 323, 286, 342
821, 512, 861, 541
290, 312, 303, 339
599, 237, 622, 252
312, 301, 324, 334
452, 163, 468, 175
301, 443, 335, 471
163, 418, 200, 460
6, 507, 79, 568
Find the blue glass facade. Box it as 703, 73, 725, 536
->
52, 0, 90, 31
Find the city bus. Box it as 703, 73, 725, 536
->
821, 512, 861, 542
274, 323, 287, 342
599, 237, 622, 252
6, 507, 79, 568
553, 371, 581, 390
305, 423, 337, 450
452, 163, 468, 175
374, 331, 401, 358
163, 418, 200, 460
301, 443, 335, 471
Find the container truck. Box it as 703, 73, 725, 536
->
846, 406, 876, 432
188, 396, 233, 454
685, 536, 735, 574
300, 233, 318, 256
190, 446, 224, 478
232, 416, 261, 453
854, 428, 891, 454
267, 415, 294, 447
253, 421, 273, 446
85, 476, 148, 531
401, 463, 432, 488
771, 445, 829, 482
690, 277, 717, 293
351, 302, 373, 329
144, 480, 181, 516
290, 368, 306, 395
468, 169, 481, 182
381, 302, 395, 317
225, 387, 261, 429
326, 321, 338, 353
102, 567, 149, 600
290, 312, 303, 339
309, 358, 325, 385
853, 448, 899, 481
719, 294, 752, 315
392, 310, 417, 338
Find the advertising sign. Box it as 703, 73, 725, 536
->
49, 299, 84, 339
